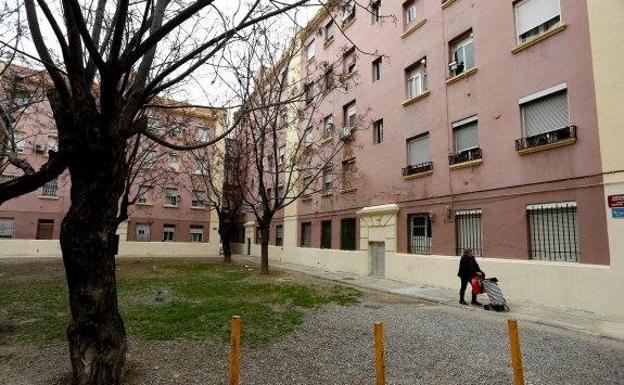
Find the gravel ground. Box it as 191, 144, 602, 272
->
2, 293, 623, 385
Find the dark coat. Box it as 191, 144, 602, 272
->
457, 254, 483, 279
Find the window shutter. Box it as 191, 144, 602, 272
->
454, 121, 479, 152
516, 0, 560, 36
522, 90, 569, 137
408, 135, 429, 165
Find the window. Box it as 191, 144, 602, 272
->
165, 188, 179, 206
192, 190, 206, 207
144, 150, 157, 168
168, 153, 180, 171
342, 0, 356, 25
407, 134, 430, 166
321, 220, 332, 249
344, 49, 357, 75
372, 57, 382, 82
408, 213, 431, 254
277, 185, 285, 201
449, 31, 474, 77
275, 225, 284, 246
13, 131, 26, 152
0, 218, 14, 239
302, 175, 312, 197
527, 202, 579, 262
13, 89, 31, 107
373, 119, 384, 144
304, 83, 314, 105
404, 0, 417, 26
515, 0, 561, 44
405, 59, 427, 100
36, 219, 54, 240
135, 223, 151, 242
41, 178, 58, 197
255, 226, 261, 244
341, 158, 356, 191
455, 210, 482, 257
322, 168, 332, 193
340, 218, 356, 250
0, 174, 16, 184
301, 222, 312, 247
304, 128, 314, 147
324, 21, 335, 42
189, 225, 203, 242
194, 158, 208, 175
137, 185, 152, 204
278, 145, 286, 165
371, 0, 381, 23
162, 224, 176, 242
323, 68, 335, 90
520, 86, 569, 138
306, 39, 316, 62
323, 115, 334, 138
343, 101, 356, 128
47, 136, 58, 152
453, 116, 479, 154
196, 127, 210, 142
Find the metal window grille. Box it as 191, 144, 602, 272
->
36, 219, 54, 240
275, 225, 284, 246
321, 220, 332, 249
189, 226, 203, 242
0, 217, 14, 238
527, 202, 579, 262
408, 213, 432, 254
41, 178, 58, 197
162, 225, 176, 242
455, 210, 483, 256
301, 222, 312, 247
373, 119, 383, 144
255, 227, 261, 244
0, 174, 16, 184
135, 223, 151, 242
340, 218, 356, 250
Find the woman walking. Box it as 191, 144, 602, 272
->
457, 248, 484, 305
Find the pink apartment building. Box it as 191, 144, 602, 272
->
269, 0, 610, 265
0, 65, 221, 246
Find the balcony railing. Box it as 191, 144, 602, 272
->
515, 125, 577, 152
402, 161, 433, 177
449, 147, 482, 165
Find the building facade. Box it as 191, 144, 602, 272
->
239, 0, 624, 321
0, 64, 224, 256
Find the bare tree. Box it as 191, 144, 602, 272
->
0, 1, 325, 383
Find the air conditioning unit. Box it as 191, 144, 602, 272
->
35, 144, 46, 153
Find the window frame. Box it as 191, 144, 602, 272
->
135, 223, 151, 242
189, 225, 204, 242
514, 0, 562, 44
372, 57, 382, 82
407, 213, 432, 254
519, 83, 569, 138
373, 119, 384, 144
321, 220, 332, 249
406, 133, 430, 167
162, 224, 176, 242
452, 115, 480, 154
300, 222, 312, 247
449, 31, 475, 76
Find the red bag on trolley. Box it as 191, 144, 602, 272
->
471, 276, 482, 295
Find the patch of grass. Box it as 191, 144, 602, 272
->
0, 260, 361, 346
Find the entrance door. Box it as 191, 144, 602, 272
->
370, 242, 385, 278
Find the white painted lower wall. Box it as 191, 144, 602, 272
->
0, 239, 219, 258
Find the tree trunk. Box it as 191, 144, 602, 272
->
59, 123, 128, 385
260, 225, 270, 274
221, 230, 232, 264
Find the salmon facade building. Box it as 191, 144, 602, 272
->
237, 0, 624, 321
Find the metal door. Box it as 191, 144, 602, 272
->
370, 242, 385, 278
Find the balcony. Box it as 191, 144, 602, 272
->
449, 147, 483, 169
515, 125, 577, 155
402, 161, 433, 179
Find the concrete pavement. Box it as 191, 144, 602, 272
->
236, 254, 624, 341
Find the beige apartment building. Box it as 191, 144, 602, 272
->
237, 0, 624, 321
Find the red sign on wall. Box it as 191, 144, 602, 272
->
608, 195, 624, 208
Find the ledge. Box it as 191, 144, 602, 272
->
135, 202, 154, 207
341, 188, 357, 194
320, 136, 333, 145
442, 0, 458, 9
162, 204, 179, 208
403, 170, 433, 180
445, 67, 478, 86
511, 24, 567, 54
402, 90, 431, 107
342, 18, 356, 31
301, 195, 313, 202
190, 206, 206, 210
323, 38, 334, 49
517, 138, 576, 155
401, 18, 427, 39
449, 158, 483, 170
343, 70, 358, 80
321, 192, 333, 197
38, 196, 59, 200
357, 203, 399, 216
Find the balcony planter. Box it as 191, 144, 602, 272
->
515, 125, 577, 155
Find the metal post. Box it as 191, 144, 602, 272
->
229, 315, 242, 385
374, 321, 386, 385
507, 319, 525, 385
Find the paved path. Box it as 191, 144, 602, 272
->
237, 254, 624, 341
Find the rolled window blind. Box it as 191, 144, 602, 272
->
522, 90, 569, 137
408, 135, 429, 165
516, 0, 560, 36
454, 121, 479, 152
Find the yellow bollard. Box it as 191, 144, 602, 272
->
374, 321, 386, 385
229, 315, 242, 385
507, 319, 525, 385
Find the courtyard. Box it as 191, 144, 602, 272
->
0, 258, 623, 385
